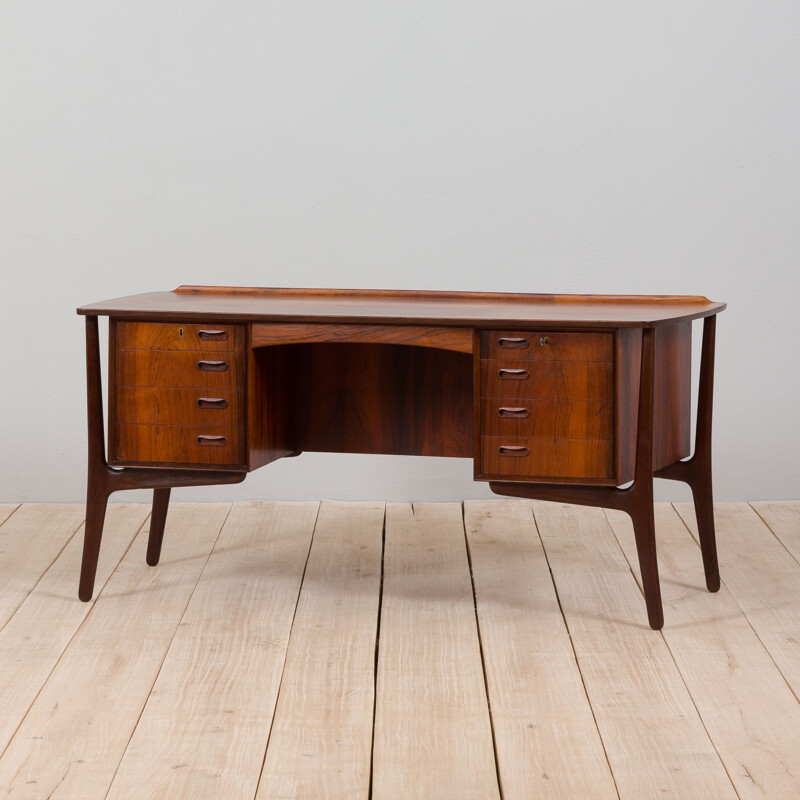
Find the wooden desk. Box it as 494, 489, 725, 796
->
77, 286, 726, 629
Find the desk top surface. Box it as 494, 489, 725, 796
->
78, 286, 726, 328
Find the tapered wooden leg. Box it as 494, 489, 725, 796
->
146, 488, 171, 566
628, 488, 664, 630
79, 484, 110, 602
654, 314, 719, 593
690, 473, 720, 592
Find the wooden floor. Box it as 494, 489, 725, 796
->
0, 501, 799, 799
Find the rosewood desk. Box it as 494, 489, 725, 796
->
77, 287, 726, 629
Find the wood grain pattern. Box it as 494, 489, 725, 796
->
372, 503, 499, 800
256, 501, 384, 800
116, 321, 245, 352
294, 343, 473, 458
675, 502, 800, 701
116, 349, 245, 390
78, 286, 726, 328
533, 502, 737, 799
481, 330, 613, 361
0, 503, 231, 799
0, 504, 148, 757
114, 422, 245, 467
252, 322, 473, 353
105, 502, 319, 800
464, 500, 618, 799
607, 504, 800, 799
481, 397, 613, 439
115, 386, 244, 426
3, 501, 799, 799
480, 436, 614, 481
0, 504, 86, 631
481, 360, 613, 401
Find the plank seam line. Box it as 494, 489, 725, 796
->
603, 508, 743, 800
673, 503, 800, 707
101, 501, 235, 800
531, 503, 622, 800
748, 502, 800, 571
253, 500, 322, 800
367, 503, 387, 800
462, 501, 505, 800
0, 508, 87, 637
0, 507, 148, 764
0, 504, 22, 528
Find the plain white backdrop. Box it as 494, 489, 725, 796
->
1, 2, 798, 503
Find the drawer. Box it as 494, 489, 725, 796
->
115, 387, 244, 427
481, 360, 612, 401
114, 424, 245, 467
116, 350, 245, 390
116, 322, 244, 352
481, 436, 614, 481
482, 330, 612, 362
481, 397, 613, 439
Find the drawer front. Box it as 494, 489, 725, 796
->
482, 330, 612, 362
116, 322, 244, 353
114, 424, 245, 467
116, 350, 245, 390
481, 360, 612, 401
481, 397, 612, 439
481, 436, 614, 480
116, 387, 244, 427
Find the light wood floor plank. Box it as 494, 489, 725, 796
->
0, 504, 19, 527
105, 501, 319, 800
675, 502, 800, 701
464, 499, 618, 800
256, 500, 384, 800
608, 504, 800, 798
532, 502, 737, 800
0, 503, 148, 757
372, 502, 500, 800
0, 502, 231, 799
0, 504, 86, 630
750, 501, 800, 564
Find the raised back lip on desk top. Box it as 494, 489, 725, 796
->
77, 285, 726, 328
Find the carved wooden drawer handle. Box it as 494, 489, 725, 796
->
498, 337, 529, 349
198, 329, 228, 340
197, 435, 227, 446
197, 360, 229, 372
498, 368, 529, 379
498, 445, 529, 456
498, 407, 530, 418
197, 397, 228, 409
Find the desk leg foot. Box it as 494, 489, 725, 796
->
628, 498, 664, 630
146, 488, 171, 567
79, 484, 109, 602
691, 475, 720, 593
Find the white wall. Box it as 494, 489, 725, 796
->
1, 1, 798, 503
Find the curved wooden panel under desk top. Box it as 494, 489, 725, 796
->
77, 286, 726, 328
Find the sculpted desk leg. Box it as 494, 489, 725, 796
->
79, 316, 246, 601
655, 314, 719, 592
146, 488, 171, 567
79, 481, 110, 602
79, 315, 112, 602
621, 326, 663, 630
